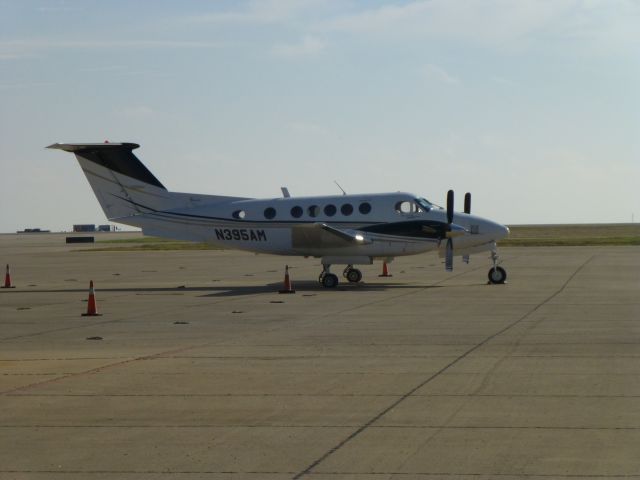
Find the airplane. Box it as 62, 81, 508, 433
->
48, 142, 510, 288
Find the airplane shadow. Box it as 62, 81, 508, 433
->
4, 282, 443, 298
200, 281, 443, 297
200, 280, 442, 297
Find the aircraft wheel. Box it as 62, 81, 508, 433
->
322, 273, 339, 288
346, 268, 362, 283
488, 266, 507, 284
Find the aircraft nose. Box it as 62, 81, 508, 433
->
482, 219, 509, 240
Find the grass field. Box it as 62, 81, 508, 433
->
90, 236, 215, 251
500, 224, 640, 246
89, 224, 640, 251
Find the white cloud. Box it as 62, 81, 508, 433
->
78, 65, 127, 73
421, 64, 460, 85
322, 0, 640, 53
181, 0, 330, 25
491, 75, 518, 87
85, 40, 221, 49
0, 81, 54, 90
325, 0, 569, 40
0, 52, 31, 61
272, 36, 326, 58
119, 105, 157, 119
558, 0, 640, 54
0, 39, 222, 59
287, 121, 330, 136
37, 5, 82, 13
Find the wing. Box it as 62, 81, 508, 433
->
291, 223, 372, 249
320, 224, 371, 244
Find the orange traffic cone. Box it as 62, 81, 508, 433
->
2, 264, 15, 288
82, 280, 102, 316
378, 261, 392, 277
278, 265, 296, 294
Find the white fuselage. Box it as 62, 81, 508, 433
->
124, 191, 508, 261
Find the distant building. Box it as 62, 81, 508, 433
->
98, 225, 112, 232
73, 224, 96, 232
17, 228, 51, 234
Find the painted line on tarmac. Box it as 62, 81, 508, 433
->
292, 254, 596, 479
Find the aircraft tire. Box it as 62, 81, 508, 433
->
346, 268, 362, 283
488, 266, 507, 284
322, 273, 339, 288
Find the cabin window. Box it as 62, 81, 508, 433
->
308, 205, 319, 217
359, 202, 372, 214
290, 206, 303, 218
232, 210, 246, 220
264, 207, 276, 219
341, 204, 353, 216
324, 204, 337, 217
395, 201, 420, 214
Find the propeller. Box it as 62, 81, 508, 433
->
462, 192, 471, 264
446, 190, 454, 224
445, 190, 454, 271
442, 190, 471, 271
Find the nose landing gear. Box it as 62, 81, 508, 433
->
488, 249, 507, 284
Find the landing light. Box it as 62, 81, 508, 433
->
355, 234, 364, 242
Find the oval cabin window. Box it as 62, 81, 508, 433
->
359, 202, 372, 214
308, 205, 319, 217
341, 204, 354, 216
264, 207, 276, 219
324, 204, 337, 217
290, 206, 303, 218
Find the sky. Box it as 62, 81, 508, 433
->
1, 0, 639, 232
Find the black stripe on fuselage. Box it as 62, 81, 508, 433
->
361, 220, 447, 239
111, 194, 443, 244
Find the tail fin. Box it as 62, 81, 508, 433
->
47, 142, 178, 220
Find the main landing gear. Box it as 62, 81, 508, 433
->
487, 249, 507, 284
344, 265, 363, 283
318, 264, 363, 288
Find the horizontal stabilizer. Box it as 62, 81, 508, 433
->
47, 142, 140, 152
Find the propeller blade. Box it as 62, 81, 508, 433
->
464, 192, 471, 214
445, 238, 453, 272
446, 190, 454, 224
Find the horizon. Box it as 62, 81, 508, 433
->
6, 221, 639, 236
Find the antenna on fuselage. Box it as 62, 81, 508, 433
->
281, 187, 291, 198
334, 181, 347, 196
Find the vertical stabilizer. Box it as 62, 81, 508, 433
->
47, 143, 177, 220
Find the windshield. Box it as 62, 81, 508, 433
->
415, 197, 434, 212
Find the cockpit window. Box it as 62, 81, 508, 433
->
415, 197, 433, 212
395, 200, 422, 214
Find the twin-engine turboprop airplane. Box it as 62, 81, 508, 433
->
48, 142, 509, 288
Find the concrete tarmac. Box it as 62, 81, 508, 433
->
1, 233, 639, 479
